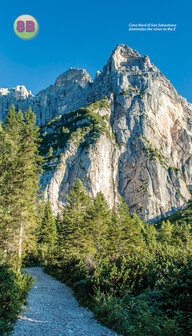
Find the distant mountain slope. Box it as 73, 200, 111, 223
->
0, 44, 192, 222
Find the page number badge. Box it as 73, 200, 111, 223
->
14, 15, 39, 40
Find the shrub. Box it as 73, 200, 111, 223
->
93, 291, 181, 336
0, 265, 33, 335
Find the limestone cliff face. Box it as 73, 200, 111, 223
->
1, 44, 192, 222
0, 69, 92, 126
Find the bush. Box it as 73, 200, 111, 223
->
160, 259, 192, 335
0, 265, 33, 335
93, 291, 181, 336
43, 182, 192, 336
45, 249, 192, 335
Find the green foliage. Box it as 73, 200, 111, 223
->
60, 179, 94, 259
0, 105, 43, 333
87, 192, 111, 256
1, 101, 192, 336
39, 98, 114, 170
93, 291, 181, 336
0, 105, 43, 267
143, 143, 168, 167
158, 220, 192, 248
108, 199, 145, 257
0, 265, 33, 335
37, 200, 58, 263
160, 258, 192, 334
119, 91, 130, 96
38, 201, 57, 246
158, 199, 192, 226
48, 146, 53, 158
44, 179, 192, 336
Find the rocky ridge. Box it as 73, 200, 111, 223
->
0, 44, 192, 222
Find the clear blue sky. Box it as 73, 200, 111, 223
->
0, 0, 191, 102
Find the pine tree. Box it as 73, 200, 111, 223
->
141, 221, 157, 250
109, 198, 144, 257
0, 105, 43, 268
172, 222, 192, 248
60, 179, 93, 260
38, 200, 57, 246
55, 213, 63, 239
107, 209, 121, 257
54, 213, 63, 262
87, 192, 111, 256
158, 220, 173, 245
0, 106, 24, 264
38, 200, 57, 262
0, 123, 14, 264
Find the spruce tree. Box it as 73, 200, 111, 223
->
87, 192, 111, 256
0, 106, 25, 264
0, 123, 15, 263
38, 200, 57, 246
107, 209, 123, 258
172, 222, 192, 248
109, 198, 144, 257
38, 200, 57, 262
0, 105, 43, 268
158, 220, 173, 245
60, 179, 93, 260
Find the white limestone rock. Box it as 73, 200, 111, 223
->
0, 44, 192, 222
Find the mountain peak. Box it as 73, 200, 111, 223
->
0, 44, 191, 222
0, 85, 32, 99
55, 68, 92, 89
37, 68, 92, 96
101, 44, 153, 75
112, 44, 141, 58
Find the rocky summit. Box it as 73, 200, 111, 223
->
0, 44, 192, 222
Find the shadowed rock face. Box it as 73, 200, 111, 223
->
1, 44, 192, 222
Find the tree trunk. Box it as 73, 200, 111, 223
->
18, 222, 23, 272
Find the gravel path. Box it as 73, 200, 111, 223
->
11, 267, 119, 336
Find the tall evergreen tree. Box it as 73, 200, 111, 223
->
108, 198, 145, 257
158, 220, 173, 245
172, 222, 192, 248
38, 200, 57, 246
38, 200, 57, 262
87, 192, 111, 256
0, 105, 43, 268
60, 179, 93, 260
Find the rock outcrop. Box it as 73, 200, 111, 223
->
1, 44, 192, 222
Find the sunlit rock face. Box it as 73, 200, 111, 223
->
1, 44, 192, 222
